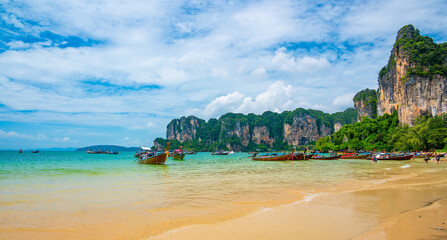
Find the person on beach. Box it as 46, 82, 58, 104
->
373, 154, 378, 163
436, 155, 440, 165
424, 155, 430, 164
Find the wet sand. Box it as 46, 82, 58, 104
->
150, 166, 447, 240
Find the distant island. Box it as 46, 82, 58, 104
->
75, 145, 140, 152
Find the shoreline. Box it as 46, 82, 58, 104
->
1, 155, 447, 240
149, 167, 447, 240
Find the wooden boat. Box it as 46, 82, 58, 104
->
32, 150, 39, 153
171, 153, 185, 160
292, 152, 314, 160
211, 151, 229, 155
341, 154, 369, 159
18, 149, 23, 153
184, 151, 197, 154
377, 154, 414, 161
311, 154, 342, 160
138, 143, 170, 165
252, 153, 294, 161
414, 153, 428, 158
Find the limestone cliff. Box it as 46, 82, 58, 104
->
353, 89, 377, 121
160, 107, 357, 151
251, 126, 274, 147
377, 25, 447, 126
166, 116, 204, 142
283, 116, 331, 145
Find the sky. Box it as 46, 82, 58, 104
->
1, 0, 447, 149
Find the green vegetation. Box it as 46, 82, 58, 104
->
353, 89, 377, 119
394, 24, 447, 79
155, 107, 357, 151
316, 112, 447, 151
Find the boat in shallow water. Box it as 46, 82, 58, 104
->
252, 153, 294, 161
211, 151, 229, 155
312, 154, 342, 160
378, 154, 414, 161
341, 153, 370, 159
172, 153, 185, 160
138, 143, 170, 165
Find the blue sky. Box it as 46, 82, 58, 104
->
1, 0, 447, 149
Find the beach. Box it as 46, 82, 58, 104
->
1, 152, 446, 240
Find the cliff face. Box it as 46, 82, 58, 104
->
166, 116, 204, 142
251, 126, 274, 147
283, 116, 331, 145
161, 107, 357, 151
353, 89, 377, 121
220, 118, 250, 146
377, 25, 447, 126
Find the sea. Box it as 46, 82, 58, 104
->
1, 151, 446, 239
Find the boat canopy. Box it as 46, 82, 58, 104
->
141, 147, 151, 151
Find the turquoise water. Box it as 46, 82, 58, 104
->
1, 151, 436, 209
1, 151, 445, 239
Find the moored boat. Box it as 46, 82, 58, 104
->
171, 153, 185, 160
184, 150, 197, 154
377, 154, 414, 161
252, 153, 294, 161
18, 149, 23, 153
341, 153, 370, 159
211, 151, 229, 155
138, 143, 170, 165
32, 150, 39, 153
312, 154, 342, 160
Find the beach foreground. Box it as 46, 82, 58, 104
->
1, 152, 446, 240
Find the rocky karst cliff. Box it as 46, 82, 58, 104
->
166, 116, 204, 142
156, 108, 357, 151
377, 25, 447, 126
353, 89, 377, 121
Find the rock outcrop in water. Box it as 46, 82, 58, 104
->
377, 25, 447, 126
155, 108, 357, 151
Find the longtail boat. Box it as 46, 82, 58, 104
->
172, 153, 185, 160
341, 154, 370, 159
138, 142, 170, 165
211, 151, 229, 155
312, 154, 342, 160
292, 152, 314, 160
252, 153, 294, 161
184, 151, 197, 154
377, 154, 414, 161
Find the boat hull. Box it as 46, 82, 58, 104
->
312, 155, 342, 160
138, 153, 168, 164
211, 152, 229, 155
378, 154, 414, 160
172, 153, 185, 160
342, 154, 369, 159
253, 154, 293, 161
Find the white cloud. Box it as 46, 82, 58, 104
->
0, 129, 48, 140
271, 47, 330, 73
332, 93, 356, 107
54, 136, 71, 142
7, 41, 31, 49
202, 92, 245, 117
236, 81, 294, 114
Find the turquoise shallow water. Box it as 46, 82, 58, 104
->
1, 151, 440, 210
1, 151, 446, 239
